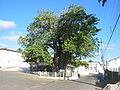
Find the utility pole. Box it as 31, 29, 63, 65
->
100, 39, 106, 81
100, 39, 105, 71
101, 53, 105, 70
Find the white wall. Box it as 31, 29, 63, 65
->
77, 66, 89, 75
76, 62, 104, 76
88, 62, 103, 74
107, 57, 120, 72
0, 49, 30, 71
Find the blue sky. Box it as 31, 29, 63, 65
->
0, 0, 120, 62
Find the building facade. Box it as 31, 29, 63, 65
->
0, 48, 30, 71
107, 57, 120, 72
88, 62, 103, 74
76, 62, 104, 76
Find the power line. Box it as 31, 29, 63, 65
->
104, 14, 120, 54
108, 0, 117, 31
109, 0, 119, 31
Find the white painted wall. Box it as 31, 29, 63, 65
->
76, 62, 104, 76
0, 49, 30, 71
88, 62, 103, 74
76, 66, 89, 75
107, 57, 120, 72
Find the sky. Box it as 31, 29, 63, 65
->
0, 0, 120, 62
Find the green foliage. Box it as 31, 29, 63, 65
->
80, 61, 89, 69
55, 5, 100, 69
71, 59, 82, 67
88, 60, 93, 62
22, 45, 52, 65
18, 36, 29, 47
17, 48, 23, 52
18, 5, 100, 71
58, 5, 100, 57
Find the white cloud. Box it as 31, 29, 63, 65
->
10, 31, 16, 35
0, 43, 7, 47
1, 36, 19, 42
10, 31, 23, 35
101, 44, 117, 50
0, 20, 16, 30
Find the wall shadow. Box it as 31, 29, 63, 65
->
71, 73, 105, 89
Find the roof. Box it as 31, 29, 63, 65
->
0, 48, 19, 52
88, 61, 101, 64
108, 57, 120, 62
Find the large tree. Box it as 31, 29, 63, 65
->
18, 5, 100, 71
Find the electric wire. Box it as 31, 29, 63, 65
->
103, 14, 120, 54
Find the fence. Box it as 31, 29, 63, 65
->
104, 69, 120, 82
102, 70, 120, 90
32, 71, 78, 80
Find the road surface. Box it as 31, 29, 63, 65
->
0, 71, 102, 90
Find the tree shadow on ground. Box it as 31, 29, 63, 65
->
71, 80, 96, 86
71, 74, 104, 90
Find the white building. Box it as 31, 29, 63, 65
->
76, 62, 104, 76
88, 62, 103, 74
76, 65, 89, 76
107, 57, 120, 72
0, 48, 30, 71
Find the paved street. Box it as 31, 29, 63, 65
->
0, 71, 102, 90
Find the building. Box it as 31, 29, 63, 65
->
76, 65, 89, 76
76, 62, 104, 76
107, 57, 120, 72
88, 62, 104, 74
0, 48, 30, 71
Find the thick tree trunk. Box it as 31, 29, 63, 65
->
52, 37, 70, 72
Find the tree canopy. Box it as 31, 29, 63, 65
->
18, 5, 100, 71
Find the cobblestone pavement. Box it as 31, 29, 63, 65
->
0, 71, 102, 90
